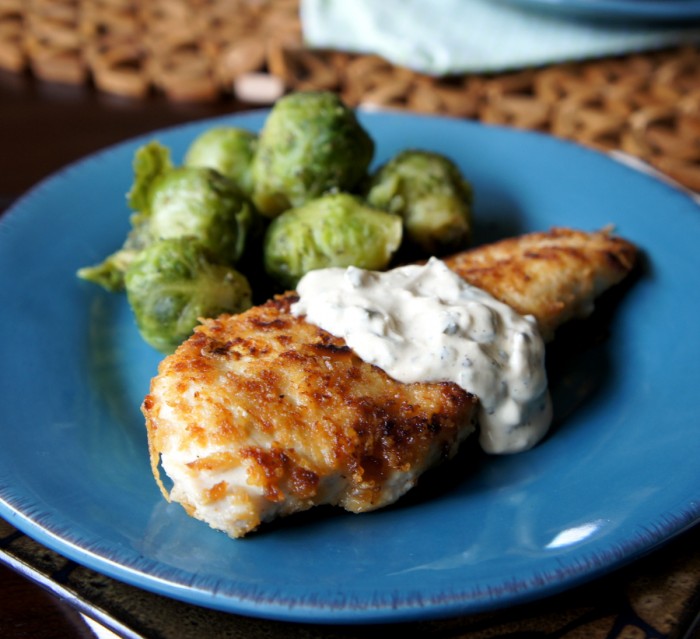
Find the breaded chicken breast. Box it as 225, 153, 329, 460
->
142, 227, 637, 538
143, 298, 478, 538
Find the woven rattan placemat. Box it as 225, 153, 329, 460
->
1, 0, 699, 192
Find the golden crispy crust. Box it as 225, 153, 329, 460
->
444, 227, 637, 341
143, 294, 478, 536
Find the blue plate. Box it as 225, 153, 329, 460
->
1, 111, 699, 624
500, 0, 700, 20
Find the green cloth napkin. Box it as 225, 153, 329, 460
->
300, 0, 700, 75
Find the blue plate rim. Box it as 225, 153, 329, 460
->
2, 489, 699, 623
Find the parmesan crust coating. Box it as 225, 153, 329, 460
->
444, 227, 637, 341
142, 227, 637, 538
143, 295, 478, 538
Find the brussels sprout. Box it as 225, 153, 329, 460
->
251, 91, 374, 217
184, 127, 257, 197
366, 150, 473, 255
125, 237, 252, 353
264, 193, 402, 289
148, 166, 252, 265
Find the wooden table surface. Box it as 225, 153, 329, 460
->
1, 67, 700, 639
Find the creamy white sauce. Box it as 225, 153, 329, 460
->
292, 258, 552, 454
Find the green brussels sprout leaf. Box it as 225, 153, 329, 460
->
77, 247, 139, 292
77, 216, 152, 292
127, 141, 173, 214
